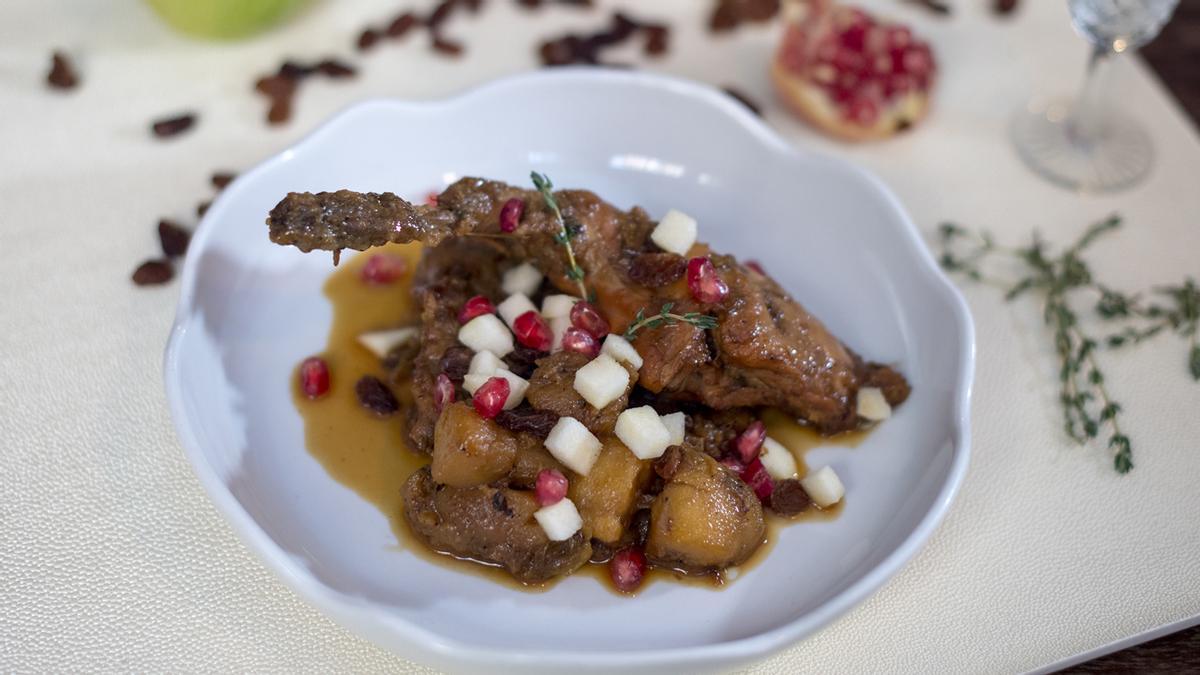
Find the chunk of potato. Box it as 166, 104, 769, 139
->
431, 402, 518, 487
568, 438, 653, 545
646, 449, 765, 572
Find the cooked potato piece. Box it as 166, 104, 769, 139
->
646, 449, 765, 572
568, 438, 653, 545
431, 402, 518, 487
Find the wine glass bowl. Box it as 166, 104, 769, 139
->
1012, 0, 1180, 193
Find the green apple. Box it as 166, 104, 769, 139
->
145, 0, 311, 39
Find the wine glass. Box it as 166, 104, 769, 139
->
1011, 0, 1179, 193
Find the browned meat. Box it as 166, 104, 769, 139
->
268, 177, 909, 434
683, 408, 756, 459
507, 435, 567, 490
525, 351, 637, 436
403, 467, 591, 583
645, 448, 765, 572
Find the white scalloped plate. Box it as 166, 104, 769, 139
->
164, 69, 974, 674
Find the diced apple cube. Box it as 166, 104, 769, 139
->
544, 417, 602, 475
549, 315, 572, 352
356, 326, 418, 358
462, 373, 489, 395
502, 262, 543, 297
759, 437, 798, 480
615, 406, 672, 460
458, 314, 513, 357
468, 350, 505, 377
497, 293, 538, 329
600, 334, 643, 370
856, 387, 892, 422
495, 370, 529, 410
661, 411, 686, 447
541, 294, 581, 319
534, 498, 583, 541
800, 465, 845, 508
572, 354, 630, 409
650, 209, 698, 256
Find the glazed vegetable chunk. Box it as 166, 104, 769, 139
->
431, 402, 518, 487
646, 449, 765, 573
568, 439, 654, 545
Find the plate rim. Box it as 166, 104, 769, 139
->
164, 67, 975, 672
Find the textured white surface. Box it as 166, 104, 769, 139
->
0, 0, 1197, 673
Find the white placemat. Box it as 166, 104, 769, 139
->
2, 0, 1197, 672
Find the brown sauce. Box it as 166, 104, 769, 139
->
294, 245, 858, 595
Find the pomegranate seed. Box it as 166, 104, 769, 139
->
535, 469, 569, 506
561, 326, 600, 357
360, 253, 408, 285
609, 547, 647, 593
735, 421, 766, 464
499, 198, 524, 233
569, 301, 610, 338
457, 295, 496, 324
299, 356, 330, 399
686, 257, 729, 304
433, 372, 455, 413
845, 97, 880, 126
513, 310, 553, 352
745, 259, 766, 275
472, 376, 510, 419
740, 458, 775, 503
425, 191, 439, 206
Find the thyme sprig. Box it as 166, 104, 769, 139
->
624, 302, 718, 340
531, 171, 588, 300
937, 214, 1200, 474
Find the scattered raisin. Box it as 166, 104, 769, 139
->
267, 97, 292, 125
770, 479, 812, 516
157, 219, 191, 258
628, 252, 686, 287
255, 74, 296, 98
151, 113, 196, 138
355, 375, 400, 416
279, 61, 316, 79
439, 345, 473, 383
47, 51, 79, 90
654, 445, 683, 481
427, 0, 456, 30
132, 259, 174, 286
539, 11, 671, 67
722, 86, 762, 117
357, 28, 380, 51
210, 172, 236, 190
316, 59, 356, 78
708, 0, 779, 32
643, 24, 669, 56
196, 200, 211, 218
503, 345, 543, 379
630, 508, 651, 547
431, 36, 464, 56
495, 407, 560, 439
386, 12, 418, 38
994, 0, 1019, 14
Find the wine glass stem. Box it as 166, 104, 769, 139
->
1069, 45, 1114, 148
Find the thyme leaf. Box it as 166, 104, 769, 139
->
531, 171, 587, 300
623, 302, 718, 340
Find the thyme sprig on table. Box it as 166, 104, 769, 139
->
937, 215, 1197, 474
624, 302, 718, 340
531, 171, 588, 300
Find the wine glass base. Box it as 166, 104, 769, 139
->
1011, 99, 1153, 193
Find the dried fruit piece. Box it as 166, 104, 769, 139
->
151, 113, 196, 138
770, 478, 812, 515
299, 356, 330, 399
358, 28, 380, 50
570, 301, 610, 339
535, 468, 569, 506
495, 407, 560, 439
47, 51, 79, 90
387, 12, 418, 37
433, 372, 456, 412
317, 59, 356, 78
609, 547, 647, 593
356, 375, 399, 415
157, 219, 190, 258
360, 253, 408, 285
686, 256, 729, 304
439, 345, 473, 382
473, 376, 511, 419
211, 172, 236, 190
131, 259, 174, 286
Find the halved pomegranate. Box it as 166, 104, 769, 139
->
772, 1, 936, 141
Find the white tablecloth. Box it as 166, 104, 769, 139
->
2, 0, 1198, 672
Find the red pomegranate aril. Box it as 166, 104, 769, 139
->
457, 295, 496, 324
846, 97, 880, 125
740, 458, 775, 503
561, 327, 600, 357
735, 420, 767, 464
433, 373, 456, 413
425, 192, 439, 206
499, 198, 524, 233
473, 376, 510, 419
719, 456, 746, 473
569, 301, 610, 339
360, 253, 408, 285
299, 356, 330, 399
513, 310, 553, 352
609, 547, 647, 594
686, 257, 729, 304
535, 469, 569, 506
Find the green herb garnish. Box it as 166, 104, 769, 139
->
938, 215, 1198, 474
531, 171, 588, 300
623, 302, 718, 340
